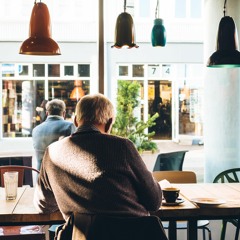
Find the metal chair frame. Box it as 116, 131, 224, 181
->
153, 151, 188, 171
213, 168, 240, 240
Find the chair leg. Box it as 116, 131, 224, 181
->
234, 218, 240, 240
200, 226, 212, 240
202, 228, 206, 240
220, 220, 227, 240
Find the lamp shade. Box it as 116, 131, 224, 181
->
151, 19, 166, 47
111, 12, 138, 49
19, 2, 61, 55
70, 80, 85, 101
207, 16, 240, 68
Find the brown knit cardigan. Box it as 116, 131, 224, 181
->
34, 126, 162, 220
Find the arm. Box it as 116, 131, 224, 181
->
33, 148, 59, 213
125, 139, 162, 211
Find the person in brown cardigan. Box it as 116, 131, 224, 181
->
34, 93, 162, 221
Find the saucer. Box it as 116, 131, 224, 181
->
162, 198, 185, 206
191, 198, 226, 207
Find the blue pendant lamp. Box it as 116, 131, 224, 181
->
207, 0, 240, 68
111, 0, 138, 48
151, 0, 166, 47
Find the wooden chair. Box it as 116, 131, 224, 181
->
213, 168, 240, 240
55, 213, 168, 240
0, 165, 39, 187
152, 170, 212, 240
0, 156, 34, 186
0, 165, 45, 240
153, 151, 188, 171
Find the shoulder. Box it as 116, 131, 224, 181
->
104, 134, 135, 148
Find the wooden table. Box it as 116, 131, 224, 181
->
153, 183, 240, 240
0, 186, 63, 226
1, 184, 240, 240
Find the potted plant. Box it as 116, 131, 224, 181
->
111, 80, 159, 153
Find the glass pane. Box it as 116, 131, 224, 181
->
33, 64, 45, 77
19, 65, 29, 76
139, 0, 150, 18
48, 64, 60, 77
190, 0, 202, 18
2, 64, 15, 77
133, 65, 144, 77
2, 79, 45, 138
119, 66, 128, 76
48, 80, 90, 121
64, 66, 74, 76
148, 64, 160, 77
175, 0, 186, 18
148, 80, 172, 140
78, 64, 90, 77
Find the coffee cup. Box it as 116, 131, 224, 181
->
162, 187, 180, 203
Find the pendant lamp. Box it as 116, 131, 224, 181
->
111, 0, 138, 49
70, 80, 85, 101
207, 0, 240, 68
151, 0, 166, 47
19, 0, 61, 55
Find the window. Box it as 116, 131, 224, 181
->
175, 0, 202, 19
133, 65, 144, 77
33, 64, 45, 77
78, 64, 90, 77
64, 66, 74, 76
1, 63, 91, 138
48, 80, 90, 121
2, 79, 45, 138
48, 64, 60, 77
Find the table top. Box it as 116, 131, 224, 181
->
155, 182, 240, 221
0, 186, 63, 225
1, 183, 240, 225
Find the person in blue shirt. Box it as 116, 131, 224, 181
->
32, 99, 76, 170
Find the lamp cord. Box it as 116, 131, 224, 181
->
223, 0, 227, 16
155, 0, 159, 19
124, 0, 126, 12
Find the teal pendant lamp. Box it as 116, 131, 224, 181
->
151, 0, 166, 47
207, 0, 240, 68
111, 0, 138, 49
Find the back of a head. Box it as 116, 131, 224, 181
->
75, 94, 114, 125
46, 99, 66, 116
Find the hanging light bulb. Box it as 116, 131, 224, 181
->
151, 0, 166, 47
207, 0, 240, 67
19, 0, 61, 55
111, 0, 138, 49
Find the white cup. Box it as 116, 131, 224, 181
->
3, 171, 18, 200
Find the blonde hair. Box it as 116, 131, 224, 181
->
75, 94, 115, 125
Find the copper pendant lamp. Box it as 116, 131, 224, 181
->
70, 80, 85, 101
111, 0, 138, 49
207, 0, 240, 68
19, 0, 61, 56
151, 0, 166, 47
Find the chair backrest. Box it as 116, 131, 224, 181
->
213, 168, 240, 183
0, 165, 39, 187
153, 151, 188, 171
152, 170, 197, 183
71, 213, 168, 240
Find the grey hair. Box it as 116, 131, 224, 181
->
46, 99, 66, 116
75, 94, 115, 125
